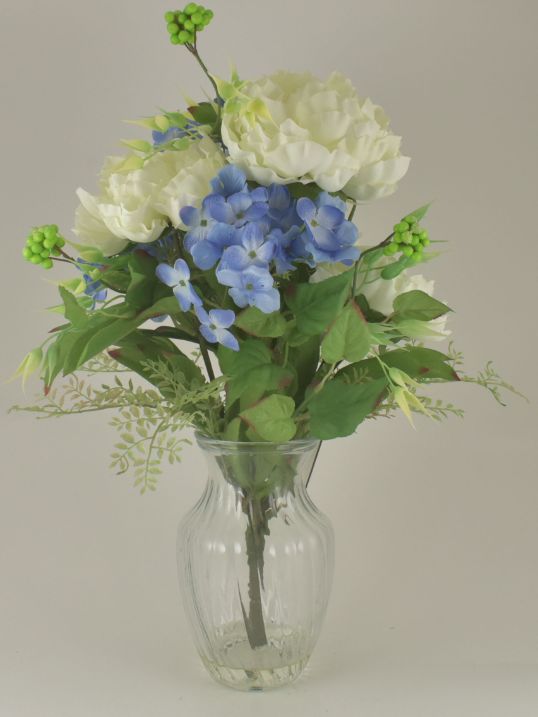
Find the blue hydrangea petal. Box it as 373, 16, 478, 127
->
210, 165, 247, 197
228, 288, 250, 308
156, 263, 180, 287
251, 287, 280, 313
180, 205, 199, 227
215, 265, 242, 288
267, 184, 291, 211
228, 192, 253, 215
203, 195, 235, 224
215, 328, 239, 351
220, 245, 250, 272
173, 284, 195, 312
316, 191, 346, 213
317, 204, 344, 230
199, 324, 218, 344
250, 186, 268, 203
195, 305, 210, 324
191, 240, 222, 270
335, 221, 359, 246
209, 308, 236, 329
172, 258, 191, 281
296, 197, 316, 223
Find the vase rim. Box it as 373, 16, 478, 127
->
195, 431, 320, 454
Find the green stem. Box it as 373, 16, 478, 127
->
199, 338, 215, 381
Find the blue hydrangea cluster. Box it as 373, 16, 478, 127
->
155, 164, 360, 352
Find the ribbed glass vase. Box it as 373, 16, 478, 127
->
177, 434, 334, 691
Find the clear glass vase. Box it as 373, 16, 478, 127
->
177, 434, 334, 691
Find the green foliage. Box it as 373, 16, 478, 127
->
392, 290, 451, 322
285, 269, 353, 336
321, 302, 371, 364
11, 354, 225, 492
235, 306, 287, 337
338, 347, 460, 384
308, 378, 388, 439
240, 395, 296, 442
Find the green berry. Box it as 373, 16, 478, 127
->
178, 29, 190, 43
410, 234, 420, 246
43, 238, 55, 249
30, 243, 42, 254
178, 12, 187, 22
401, 231, 412, 244
393, 231, 402, 244
402, 245, 414, 258
185, 31, 195, 42
419, 230, 429, 241
404, 214, 417, 225
22, 247, 32, 260
32, 231, 45, 244
184, 19, 194, 30
40, 249, 50, 259
56, 237, 65, 248
167, 22, 180, 34
165, 11, 175, 22
191, 12, 203, 24
396, 221, 408, 233
30, 254, 41, 264
42, 258, 53, 270
43, 226, 56, 241
185, 2, 198, 14
384, 242, 398, 256
170, 33, 181, 44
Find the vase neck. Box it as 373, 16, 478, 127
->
196, 436, 321, 503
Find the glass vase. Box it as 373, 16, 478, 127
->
177, 434, 334, 691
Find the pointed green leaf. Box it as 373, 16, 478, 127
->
285, 269, 353, 336
240, 395, 296, 442
235, 306, 287, 337
392, 290, 452, 321
309, 378, 387, 439
321, 302, 370, 363
58, 286, 87, 328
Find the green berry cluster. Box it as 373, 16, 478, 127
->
165, 4, 214, 45
22, 225, 65, 270
384, 214, 431, 264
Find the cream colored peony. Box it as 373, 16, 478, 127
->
312, 259, 450, 340
73, 137, 225, 256
221, 71, 410, 201
361, 268, 451, 340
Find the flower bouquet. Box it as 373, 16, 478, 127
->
13, 4, 521, 691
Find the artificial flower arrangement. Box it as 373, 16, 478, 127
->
12, 5, 521, 691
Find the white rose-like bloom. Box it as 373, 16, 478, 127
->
73, 137, 225, 256
312, 259, 450, 341
221, 71, 410, 200
361, 267, 451, 341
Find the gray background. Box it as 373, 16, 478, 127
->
1, 1, 537, 715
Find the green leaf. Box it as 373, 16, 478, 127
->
287, 335, 320, 403
287, 182, 321, 201
121, 139, 153, 153
355, 294, 387, 322
405, 203, 431, 222
321, 302, 370, 363
338, 347, 459, 383
98, 269, 131, 293
235, 306, 287, 337
392, 290, 451, 321
394, 319, 449, 340
110, 332, 204, 390
218, 339, 272, 379
188, 102, 218, 125
125, 250, 158, 310
309, 378, 387, 439
240, 395, 296, 442
285, 269, 353, 336
237, 365, 295, 410
58, 287, 87, 328
222, 417, 244, 441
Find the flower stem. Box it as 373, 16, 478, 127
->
199, 337, 216, 381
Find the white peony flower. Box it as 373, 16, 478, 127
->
73, 137, 225, 256
360, 264, 451, 341
221, 71, 410, 201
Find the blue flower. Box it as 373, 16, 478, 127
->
152, 120, 201, 146
155, 258, 202, 312
195, 306, 239, 352
296, 192, 360, 265
76, 259, 107, 308
267, 184, 300, 231
203, 188, 268, 228
216, 264, 280, 314
219, 223, 274, 272
210, 165, 248, 197
187, 222, 238, 270
266, 225, 303, 274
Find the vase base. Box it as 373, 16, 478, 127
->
200, 622, 310, 691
